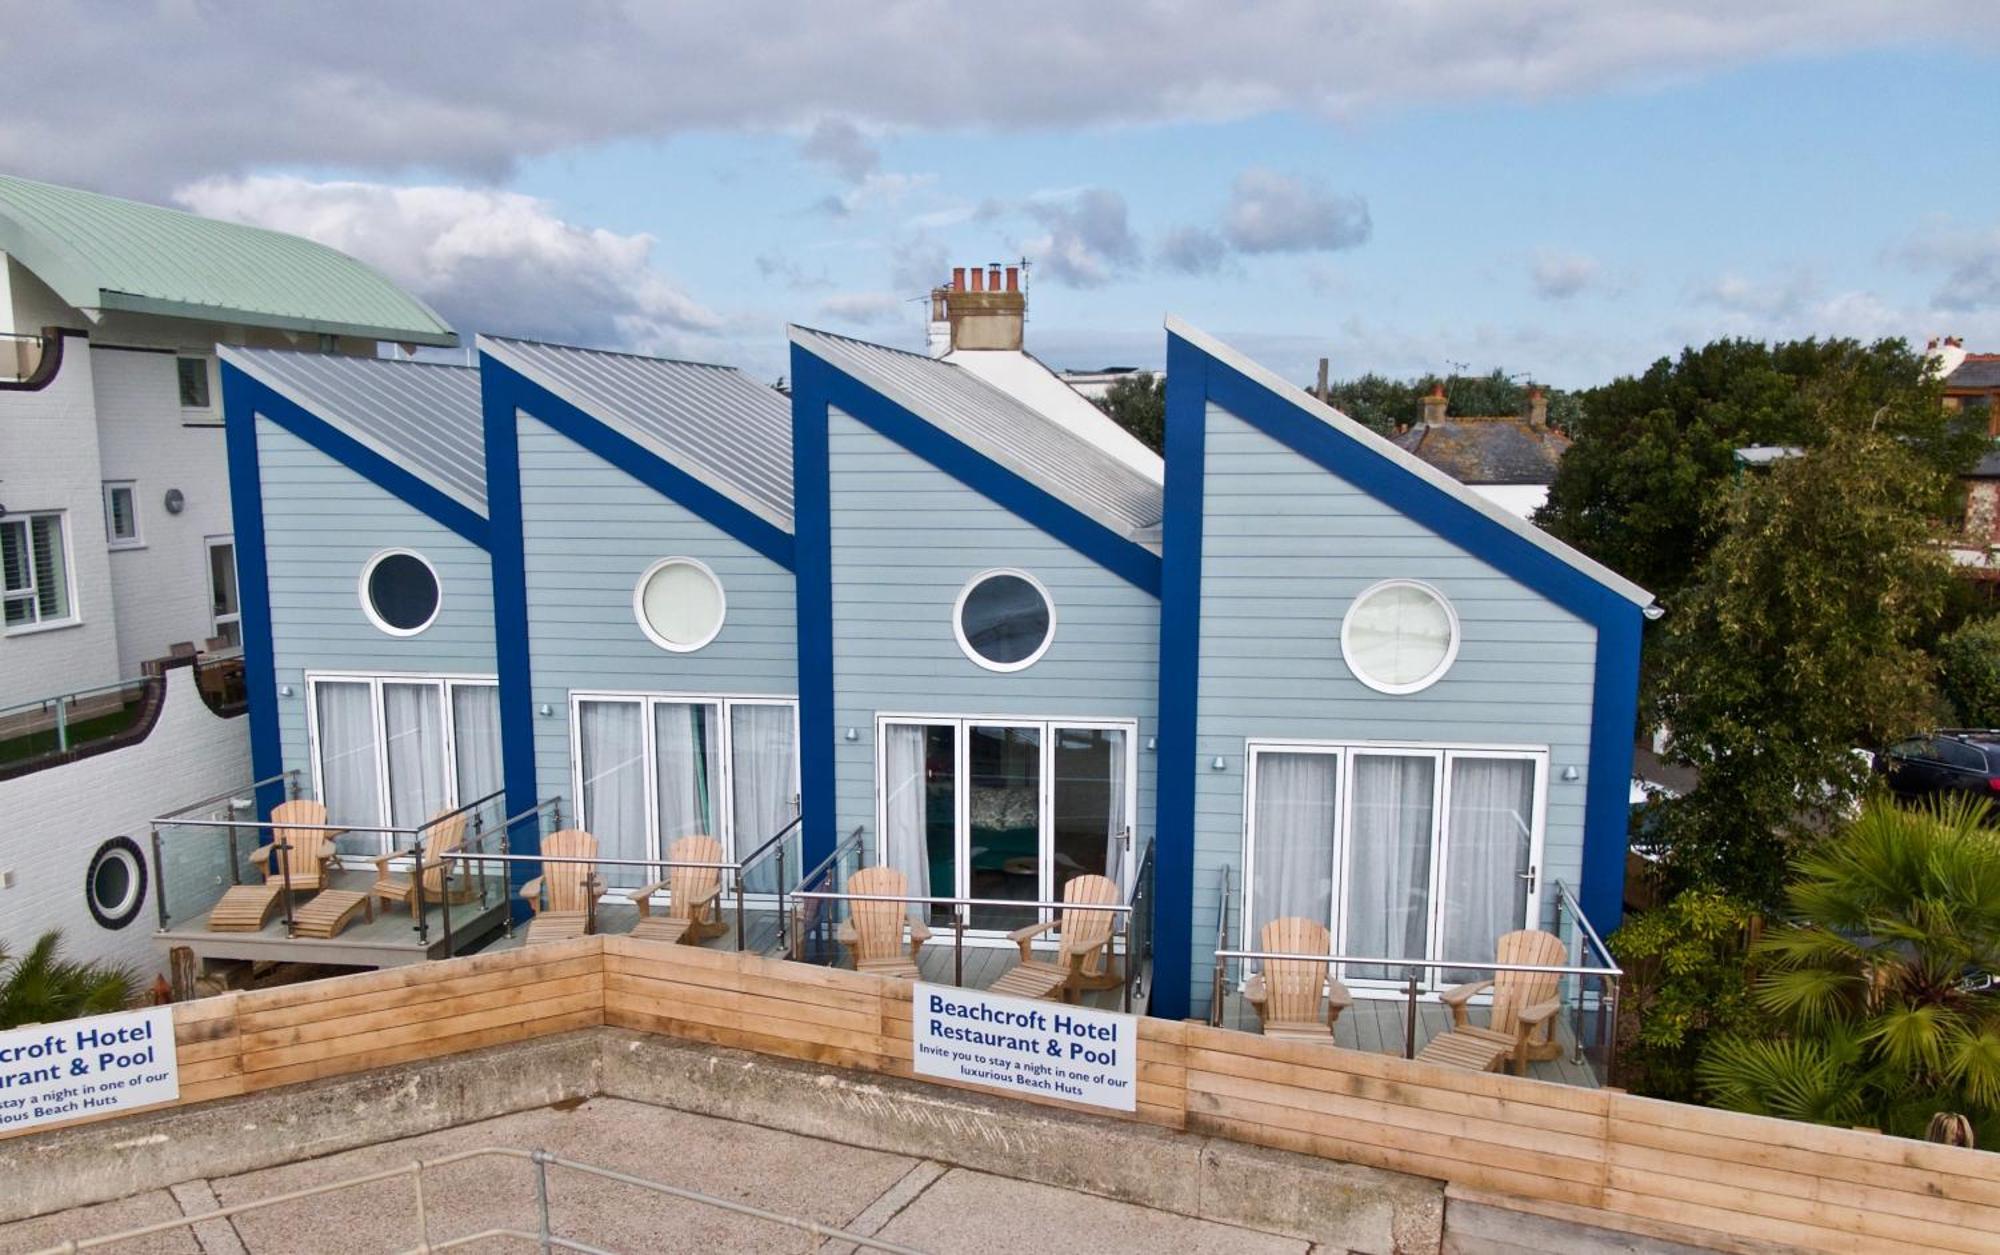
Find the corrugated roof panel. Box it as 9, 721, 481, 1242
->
481, 336, 794, 530
222, 347, 486, 512
790, 326, 1164, 536
0, 174, 456, 345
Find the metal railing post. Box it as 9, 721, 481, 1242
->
776, 844, 788, 955
224, 800, 243, 886
53, 695, 69, 753
278, 837, 297, 937
150, 828, 170, 930
1404, 972, 1420, 1059
953, 912, 964, 987
410, 1159, 428, 1252
1210, 955, 1225, 1028
502, 818, 515, 939
1605, 974, 1622, 1089
531, 1148, 554, 1254
412, 832, 430, 945
735, 873, 747, 952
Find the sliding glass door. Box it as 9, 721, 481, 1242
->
572, 693, 798, 890
306, 674, 504, 855
1244, 742, 1545, 989
879, 716, 1137, 933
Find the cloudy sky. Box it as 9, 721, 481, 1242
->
4, 2, 1997, 385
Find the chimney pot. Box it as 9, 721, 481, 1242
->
952, 267, 966, 292
1006, 266, 1019, 292
971, 268, 985, 292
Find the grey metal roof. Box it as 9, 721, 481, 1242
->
480, 335, 793, 531
219, 346, 485, 512
789, 326, 1164, 538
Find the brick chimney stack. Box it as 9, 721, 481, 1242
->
1526, 385, 1548, 427
934, 259, 1026, 353
1421, 383, 1447, 425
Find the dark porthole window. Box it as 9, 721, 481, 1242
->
953, 569, 1056, 672
85, 837, 148, 930
360, 549, 441, 636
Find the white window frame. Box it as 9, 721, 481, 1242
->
951, 568, 1058, 673
303, 671, 502, 857
631, 556, 727, 653
568, 690, 801, 873
1339, 578, 1461, 695
177, 354, 219, 423
873, 711, 1141, 938
1, 510, 80, 634
102, 481, 142, 549
206, 535, 240, 649
1239, 737, 1548, 995
358, 547, 443, 638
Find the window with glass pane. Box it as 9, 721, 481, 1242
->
883, 722, 956, 926
382, 683, 449, 830
313, 681, 383, 850
578, 701, 647, 886
177, 357, 212, 409
967, 725, 1041, 928
103, 483, 139, 547
1248, 751, 1339, 957
1344, 754, 1437, 980
653, 702, 720, 849
730, 704, 796, 893
1, 513, 71, 628
1051, 727, 1127, 900
208, 540, 240, 647
1439, 757, 1536, 981
451, 684, 503, 816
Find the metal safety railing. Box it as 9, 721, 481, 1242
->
26, 1144, 930, 1255
791, 882, 1142, 1013
0, 673, 153, 764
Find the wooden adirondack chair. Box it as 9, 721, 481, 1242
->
1417, 928, 1567, 1075
521, 829, 600, 946
369, 809, 476, 920
989, 874, 1122, 1004
1243, 916, 1353, 1044
627, 834, 728, 945
208, 799, 342, 932
835, 865, 931, 980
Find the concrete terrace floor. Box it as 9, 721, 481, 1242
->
0, 1097, 1326, 1255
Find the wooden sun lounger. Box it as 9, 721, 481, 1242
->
626, 834, 727, 945
989, 874, 1121, 1003
290, 890, 375, 939
835, 866, 930, 981
207, 799, 340, 933
1415, 928, 1567, 1075
522, 828, 599, 946
1243, 915, 1352, 1044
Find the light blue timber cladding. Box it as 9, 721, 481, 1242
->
255, 417, 498, 786
827, 408, 1161, 866
515, 412, 798, 810
1188, 404, 1598, 1013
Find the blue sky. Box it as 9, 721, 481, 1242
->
5, 3, 1996, 387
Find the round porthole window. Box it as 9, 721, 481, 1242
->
953, 569, 1056, 672
634, 557, 726, 652
85, 837, 147, 930
1340, 579, 1460, 694
360, 549, 441, 636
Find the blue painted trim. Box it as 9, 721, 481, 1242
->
790, 348, 838, 873
482, 357, 795, 571
1148, 333, 1210, 1022
229, 371, 489, 550
219, 362, 285, 819
478, 354, 544, 910
803, 355, 1161, 595
1190, 340, 1641, 941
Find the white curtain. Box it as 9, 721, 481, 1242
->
313, 681, 381, 853
1346, 754, 1436, 980
450, 685, 504, 818
580, 701, 647, 887
383, 684, 449, 845
1102, 730, 1128, 889
731, 703, 797, 894
1441, 757, 1536, 980
883, 723, 930, 921
654, 702, 718, 846
1249, 752, 1338, 956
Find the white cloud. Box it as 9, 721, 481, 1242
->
1894, 219, 2000, 311
173, 175, 723, 353
798, 118, 880, 183
1157, 226, 1230, 275
7, 3, 1983, 196
1529, 248, 1602, 300
1017, 188, 1140, 287
1222, 168, 1370, 254
816, 291, 909, 326
1690, 269, 1821, 321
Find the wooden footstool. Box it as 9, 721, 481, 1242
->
856, 957, 922, 982
207, 883, 285, 932
525, 910, 591, 946
627, 915, 692, 945
291, 890, 374, 939
988, 961, 1069, 1001
1414, 1029, 1513, 1073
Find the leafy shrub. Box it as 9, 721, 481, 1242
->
1937, 614, 2000, 729
1610, 888, 1768, 1102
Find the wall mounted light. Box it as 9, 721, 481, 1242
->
1561, 765, 1580, 781
539, 703, 554, 717
1145, 736, 1157, 752
845, 727, 860, 741
1211, 755, 1227, 771
163, 488, 185, 515
278, 684, 293, 698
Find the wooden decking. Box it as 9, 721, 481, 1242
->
155, 865, 508, 970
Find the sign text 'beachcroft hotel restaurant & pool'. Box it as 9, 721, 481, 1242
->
911, 982, 1137, 1112
0, 1006, 179, 1133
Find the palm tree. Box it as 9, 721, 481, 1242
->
1698, 795, 2000, 1144
0, 930, 139, 1029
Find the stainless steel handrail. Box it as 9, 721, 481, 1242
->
1554, 878, 1618, 968
1211, 948, 1618, 977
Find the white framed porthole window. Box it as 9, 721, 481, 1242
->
634, 556, 727, 652
359, 548, 442, 637
1340, 578, 1460, 695
953, 568, 1056, 673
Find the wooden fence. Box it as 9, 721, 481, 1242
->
12, 937, 1996, 1253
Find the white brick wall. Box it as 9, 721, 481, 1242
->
0, 666, 251, 979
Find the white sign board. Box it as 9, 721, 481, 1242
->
0, 1006, 178, 1134
911, 982, 1136, 1112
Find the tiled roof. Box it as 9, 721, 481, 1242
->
1947, 355, 2000, 392
1390, 418, 1570, 486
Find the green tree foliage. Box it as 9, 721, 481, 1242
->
1610, 888, 1768, 1103
1315, 369, 1579, 435
1698, 797, 2000, 1143
1537, 338, 1980, 608
0, 930, 138, 1030
1938, 615, 2000, 728
1649, 397, 1957, 904
1094, 371, 1166, 453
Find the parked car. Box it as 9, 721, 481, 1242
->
1879, 731, 2000, 807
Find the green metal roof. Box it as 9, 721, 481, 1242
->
0, 174, 456, 346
